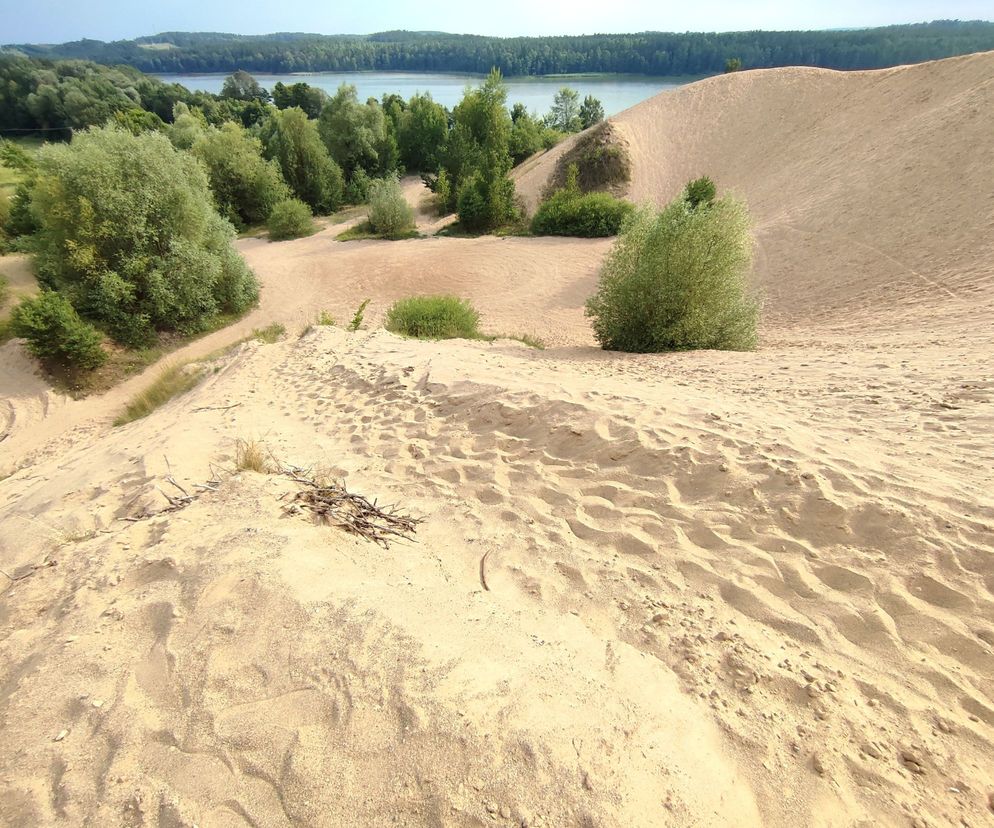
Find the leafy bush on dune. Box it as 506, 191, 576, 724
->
385, 295, 481, 340
268, 198, 316, 241
367, 174, 415, 236
685, 176, 717, 209
10, 291, 106, 369
549, 122, 632, 196
585, 183, 759, 352
531, 165, 634, 237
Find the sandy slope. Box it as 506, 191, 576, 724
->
2, 53, 994, 827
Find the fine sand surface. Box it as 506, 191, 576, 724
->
1, 53, 993, 827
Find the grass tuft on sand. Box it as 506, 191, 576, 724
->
113, 363, 204, 426
234, 439, 271, 473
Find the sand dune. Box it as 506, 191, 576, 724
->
517, 51, 994, 339
1, 53, 993, 827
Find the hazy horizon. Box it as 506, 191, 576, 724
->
2, 0, 992, 44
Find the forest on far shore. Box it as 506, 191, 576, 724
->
5, 20, 994, 76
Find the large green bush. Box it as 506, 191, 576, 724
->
531, 167, 634, 237
260, 107, 344, 214
10, 291, 106, 369
367, 174, 415, 236
192, 122, 290, 227
585, 189, 759, 352
385, 295, 481, 340
30, 125, 258, 347
268, 198, 315, 240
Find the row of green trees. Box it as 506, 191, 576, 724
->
1, 56, 608, 236
12, 21, 994, 75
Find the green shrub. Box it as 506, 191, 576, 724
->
367, 174, 415, 236
434, 169, 452, 215
0, 273, 8, 307
268, 198, 316, 241
385, 295, 481, 340
30, 126, 258, 348
10, 291, 107, 369
532, 168, 634, 237
585, 193, 759, 353
6, 182, 38, 238
317, 310, 335, 326
349, 298, 370, 331
550, 122, 631, 195
685, 176, 717, 209
346, 168, 372, 204
456, 173, 489, 232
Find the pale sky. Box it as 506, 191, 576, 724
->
1, 0, 991, 43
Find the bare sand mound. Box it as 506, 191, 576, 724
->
2, 55, 993, 827
516, 51, 994, 336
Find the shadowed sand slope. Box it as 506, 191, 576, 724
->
1, 55, 993, 827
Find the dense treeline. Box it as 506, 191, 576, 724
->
0, 54, 269, 135
5, 21, 994, 76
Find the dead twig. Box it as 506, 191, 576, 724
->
120, 465, 222, 523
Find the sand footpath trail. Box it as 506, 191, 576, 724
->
1, 53, 994, 827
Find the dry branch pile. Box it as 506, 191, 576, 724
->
279, 464, 423, 548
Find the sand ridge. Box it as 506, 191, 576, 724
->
1, 52, 993, 826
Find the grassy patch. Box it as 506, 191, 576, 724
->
435, 219, 530, 239
336, 221, 420, 242
385, 296, 481, 340
316, 310, 335, 326
326, 205, 368, 225
252, 322, 285, 343
113, 363, 205, 426
503, 333, 546, 349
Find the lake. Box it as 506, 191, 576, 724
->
155, 71, 699, 117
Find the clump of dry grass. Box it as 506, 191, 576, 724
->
114, 363, 204, 426
234, 439, 272, 473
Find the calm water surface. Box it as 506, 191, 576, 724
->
156, 71, 699, 116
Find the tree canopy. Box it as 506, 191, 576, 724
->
9, 22, 994, 76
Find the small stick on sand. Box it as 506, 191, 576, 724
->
479, 549, 493, 591
192, 403, 242, 412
